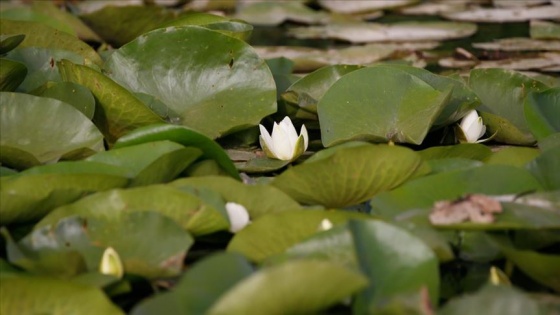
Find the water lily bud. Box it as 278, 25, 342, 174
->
225, 202, 251, 233
99, 247, 124, 279
457, 110, 487, 143
259, 116, 309, 161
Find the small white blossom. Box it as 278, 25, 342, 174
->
99, 247, 124, 278
259, 116, 309, 161
319, 218, 334, 231
458, 110, 487, 143
225, 202, 251, 233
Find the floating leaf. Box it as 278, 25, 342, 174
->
485, 147, 541, 167
530, 20, 560, 40
524, 88, 560, 141
58, 59, 163, 144
0, 161, 129, 225
172, 176, 301, 219
0, 19, 102, 65
0, 6, 76, 36
235, 2, 329, 26
282, 64, 363, 114
318, 66, 450, 146
35, 184, 229, 236
105, 26, 276, 139
418, 144, 492, 161
469, 68, 549, 145
472, 38, 560, 51
0, 34, 25, 55
34, 82, 95, 119
114, 124, 240, 180
289, 21, 477, 43
370, 165, 542, 215
159, 12, 253, 41
0, 92, 104, 169
227, 210, 372, 262
318, 0, 418, 14
131, 253, 254, 315
526, 146, 560, 190
350, 220, 439, 310
273, 144, 427, 207
86, 141, 202, 186
0, 58, 26, 92
442, 5, 560, 22
208, 260, 368, 315
0, 276, 123, 315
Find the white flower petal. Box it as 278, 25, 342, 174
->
272, 120, 295, 160
99, 247, 124, 278
459, 110, 486, 143
319, 218, 333, 231
226, 202, 251, 233
300, 124, 309, 151
280, 116, 299, 148
259, 124, 275, 154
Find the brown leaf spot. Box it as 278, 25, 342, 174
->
429, 194, 503, 225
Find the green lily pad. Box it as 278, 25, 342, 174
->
17, 212, 193, 279
227, 210, 372, 263
0, 161, 130, 225
350, 220, 439, 310
105, 26, 276, 139
0, 92, 104, 169
472, 38, 560, 51
235, 2, 329, 26
0, 6, 76, 36
442, 5, 560, 22
524, 88, 560, 141
158, 12, 253, 41
86, 141, 202, 186
469, 68, 549, 145
58, 59, 164, 144
419, 144, 492, 161
282, 64, 363, 114
208, 259, 368, 315
0, 34, 25, 55
439, 285, 540, 315
234, 157, 291, 174
0, 58, 26, 91
530, 20, 560, 40
0, 275, 123, 315
318, 66, 450, 146
318, 0, 418, 14
172, 176, 301, 219
426, 158, 483, 174
538, 132, 560, 152
35, 184, 229, 237
5, 47, 85, 92
370, 165, 542, 215
79, 5, 174, 47
113, 124, 240, 180
485, 147, 541, 167
34, 82, 95, 119
374, 64, 481, 128
526, 146, 560, 190
272, 144, 428, 208
0, 19, 102, 66
130, 253, 254, 315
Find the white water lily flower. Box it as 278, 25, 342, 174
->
225, 202, 251, 233
99, 247, 124, 279
458, 110, 487, 143
259, 116, 309, 161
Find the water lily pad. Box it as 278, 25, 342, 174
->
86, 141, 202, 186
282, 64, 363, 114
58, 59, 164, 144
472, 38, 560, 51
0, 58, 26, 92
419, 144, 492, 161
539, 132, 560, 151
158, 12, 253, 41
485, 147, 541, 167
227, 210, 372, 262
526, 146, 560, 191
318, 0, 418, 14
35, 184, 229, 236
0, 6, 76, 36
18, 212, 193, 279
0, 92, 104, 169
208, 259, 368, 315
469, 68, 549, 145
370, 165, 542, 215
172, 175, 301, 219
0, 19, 102, 66
5, 47, 85, 92
530, 20, 560, 40
442, 5, 560, 22
0, 161, 130, 225
234, 156, 291, 173
0, 34, 25, 54
318, 66, 450, 146
289, 21, 477, 43
113, 124, 240, 180
524, 88, 560, 141
439, 285, 540, 315
34, 82, 95, 119
350, 220, 439, 310
235, 2, 329, 26
105, 26, 276, 139
0, 275, 123, 315
272, 144, 427, 208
